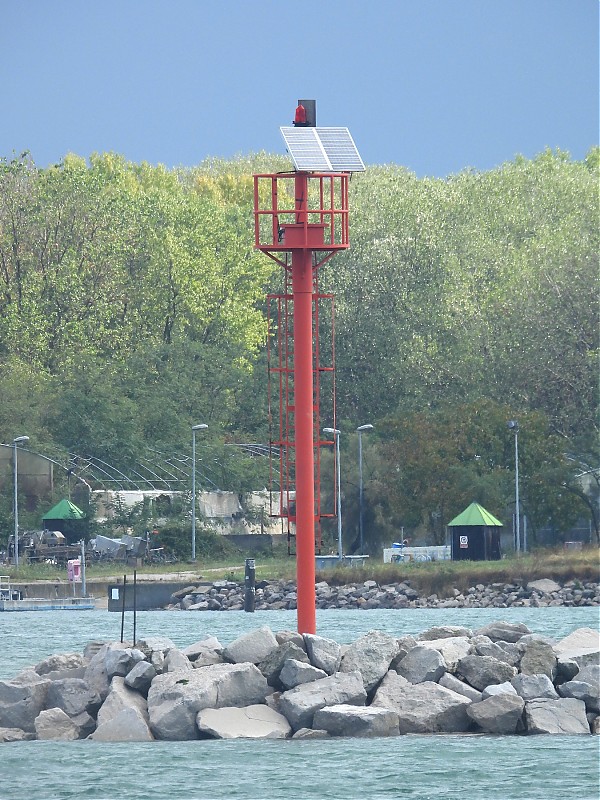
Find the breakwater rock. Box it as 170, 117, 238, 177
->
1, 623, 598, 742
166, 577, 600, 612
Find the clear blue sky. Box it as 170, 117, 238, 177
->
1, 0, 598, 177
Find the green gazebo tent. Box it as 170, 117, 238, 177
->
42, 499, 87, 544
448, 502, 503, 561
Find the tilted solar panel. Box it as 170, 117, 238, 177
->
280, 127, 365, 172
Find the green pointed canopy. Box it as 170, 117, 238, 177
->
448, 502, 503, 527
42, 498, 86, 521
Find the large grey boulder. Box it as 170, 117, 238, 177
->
147, 663, 269, 740
46, 678, 101, 718
395, 645, 446, 684
390, 635, 419, 670
527, 579, 561, 594
34, 707, 80, 741
439, 673, 482, 702
419, 637, 472, 672
83, 646, 111, 701
292, 727, 329, 739
223, 626, 279, 665
303, 634, 342, 675
456, 655, 517, 691
96, 676, 148, 726
525, 698, 590, 734
89, 707, 154, 741
164, 649, 193, 672
556, 658, 580, 683
276, 630, 306, 650
192, 650, 225, 668
0, 726, 36, 742
150, 651, 165, 673
136, 636, 176, 657
182, 635, 223, 657
34, 653, 87, 678
197, 705, 292, 739
339, 631, 400, 691
558, 665, 600, 713
134, 637, 176, 673
482, 681, 518, 699
372, 679, 472, 733
474, 621, 531, 643
278, 671, 366, 731
467, 694, 525, 734
83, 640, 111, 660
69, 711, 97, 738
470, 635, 520, 666
518, 637, 557, 679
0, 673, 51, 732
279, 659, 327, 690
84, 644, 139, 702
370, 670, 410, 706
575, 664, 600, 689
313, 704, 400, 737
511, 673, 558, 701
258, 641, 310, 687
553, 628, 600, 670
125, 661, 157, 694
182, 637, 224, 667
419, 625, 473, 641
105, 647, 146, 679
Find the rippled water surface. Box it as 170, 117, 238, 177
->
1, 607, 598, 800
2, 605, 598, 679
1, 736, 598, 800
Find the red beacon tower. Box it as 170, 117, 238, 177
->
253, 101, 365, 634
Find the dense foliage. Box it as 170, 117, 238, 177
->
0, 147, 597, 548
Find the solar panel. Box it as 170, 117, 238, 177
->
280, 127, 365, 172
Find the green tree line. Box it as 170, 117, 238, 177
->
0, 147, 597, 548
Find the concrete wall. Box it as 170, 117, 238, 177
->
107, 581, 193, 611
10, 580, 108, 600
92, 488, 287, 537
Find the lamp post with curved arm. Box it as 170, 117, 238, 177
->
507, 420, 520, 554
357, 424, 373, 554
13, 436, 29, 568
191, 424, 208, 562
323, 428, 342, 558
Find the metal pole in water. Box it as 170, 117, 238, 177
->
244, 558, 256, 612
120, 574, 127, 643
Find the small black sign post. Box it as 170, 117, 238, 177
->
244, 558, 256, 613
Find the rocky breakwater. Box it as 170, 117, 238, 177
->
167, 577, 600, 611
0, 622, 598, 743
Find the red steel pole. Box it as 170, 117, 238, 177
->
292, 172, 316, 634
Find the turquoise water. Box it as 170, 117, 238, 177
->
2, 606, 598, 679
1, 607, 598, 800
1, 735, 598, 800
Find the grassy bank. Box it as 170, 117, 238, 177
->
4, 547, 598, 598
322, 547, 599, 598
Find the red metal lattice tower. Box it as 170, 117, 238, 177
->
254, 170, 350, 634
266, 269, 336, 556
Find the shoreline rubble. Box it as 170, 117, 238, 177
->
1, 619, 598, 742
166, 577, 600, 612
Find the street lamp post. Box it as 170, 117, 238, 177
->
323, 428, 342, 559
507, 420, 520, 554
357, 424, 374, 554
13, 436, 30, 568
191, 424, 208, 562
